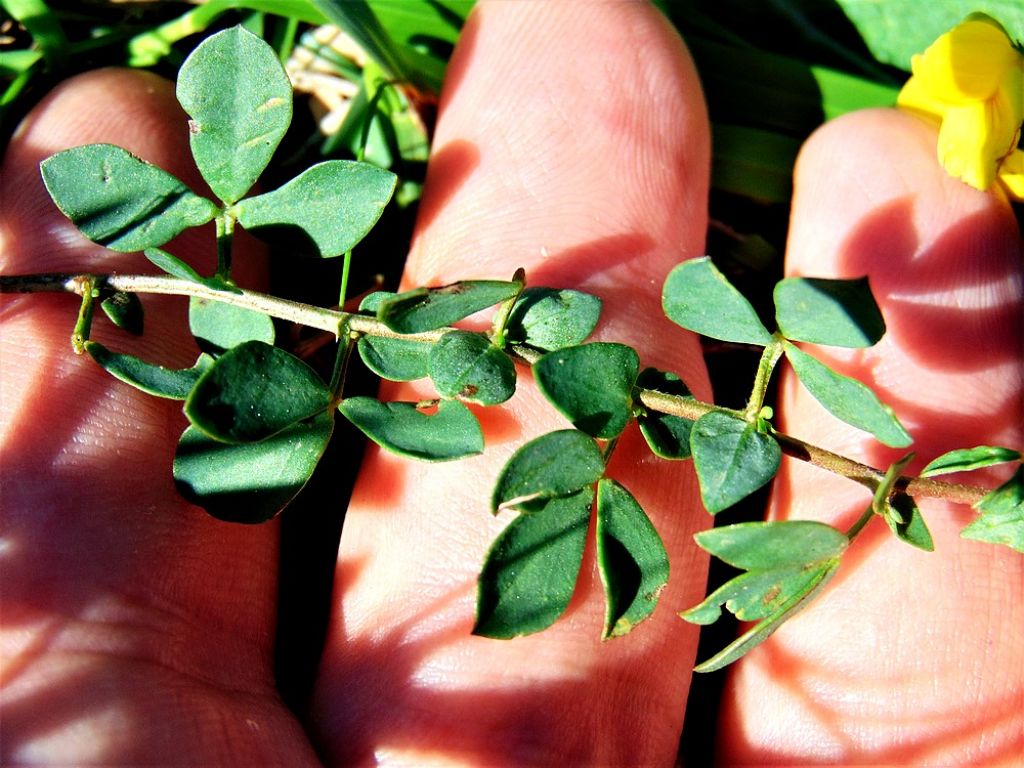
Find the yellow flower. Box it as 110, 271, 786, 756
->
897, 16, 1024, 200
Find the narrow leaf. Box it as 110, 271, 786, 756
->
662, 257, 773, 345
692, 520, 849, 571
491, 430, 604, 513
145, 247, 240, 293
921, 446, 1022, 477
429, 331, 517, 406
690, 412, 781, 514
189, 296, 275, 355
176, 25, 293, 205
339, 397, 483, 461
473, 488, 592, 639
40, 144, 219, 252
783, 341, 911, 448
378, 279, 523, 333
533, 343, 640, 440
961, 466, 1024, 553
774, 276, 885, 348
636, 367, 695, 460
596, 479, 670, 638
235, 160, 396, 257
185, 341, 329, 443
86, 342, 212, 400
173, 411, 334, 523
505, 287, 602, 351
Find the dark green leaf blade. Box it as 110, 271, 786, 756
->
356, 291, 430, 381
185, 341, 329, 443
921, 446, 1022, 477
339, 397, 483, 461
636, 367, 695, 460
690, 412, 781, 514
429, 331, 517, 406
596, 479, 670, 639
534, 343, 640, 440
189, 296, 275, 355
491, 430, 604, 513
692, 520, 849, 571
40, 144, 219, 252
473, 488, 592, 639
378, 279, 523, 333
86, 342, 211, 400
885, 495, 935, 552
662, 257, 773, 345
783, 341, 912, 448
961, 466, 1024, 553
176, 25, 292, 205
173, 412, 334, 523
505, 287, 602, 351
100, 291, 144, 335
774, 276, 885, 348
235, 160, 397, 257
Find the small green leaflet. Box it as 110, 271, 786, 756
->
40, 144, 219, 252
339, 397, 483, 461
428, 330, 516, 406
534, 343, 639, 440
176, 26, 292, 205
185, 341, 330, 443
174, 411, 334, 523
234, 160, 397, 257
662, 257, 773, 345
636, 367, 696, 460
189, 296, 275, 355
921, 446, 1022, 477
783, 341, 911, 448
870, 454, 933, 551
690, 412, 781, 514
681, 520, 848, 672
473, 488, 593, 639
86, 341, 212, 400
377, 279, 523, 334
596, 479, 670, 639
504, 287, 602, 351
491, 429, 604, 513
357, 291, 430, 381
962, 466, 1024, 553
774, 276, 885, 348
100, 291, 144, 335
145, 248, 240, 293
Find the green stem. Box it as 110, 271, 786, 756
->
328, 326, 356, 407
215, 212, 235, 279
744, 336, 784, 422
844, 505, 875, 540
338, 249, 353, 308
489, 268, 526, 348
70, 275, 97, 354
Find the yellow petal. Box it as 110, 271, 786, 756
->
915, 20, 1018, 103
937, 100, 1000, 189
897, 72, 948, 122
998, 149, 1024, 200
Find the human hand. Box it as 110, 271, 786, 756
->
1, 2, 1021, 765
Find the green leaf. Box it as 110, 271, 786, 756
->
636, 367, 695, 460
377, 279, 523, 333
662, 257, 773, 345
234, 160, 396, 257
100, 291, 144, 335
473, 488, 592, 639
596, 479, 670, 639
145, 247, 240, 293
185, 341, 329, 443
681, 520, 847, 672
86, 342, 212, 400
176, 25, 292, 205
339, 397, 483, 461
690, 412, 781, 514
355, 291, 430, 381
189, 296, 275, 355
961, 466, 1024, 553
783, 341, 912, 448
921, 446, 1022, 477
774, 276, 885, 348
491, 430, 605, 513
173, 411, 334, 523
885, 495, 935, 552
505, 287, 602, 351
428, 330, 516, 406
40, 144, 219, 252
533, 343, 640, 440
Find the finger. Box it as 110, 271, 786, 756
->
310, 1, 712, 764
718, 110, 1023, 764
0, 70, 315, 763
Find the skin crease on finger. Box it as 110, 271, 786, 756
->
0, 71, 318, 764
717, 110, 1024, 765
309, 1, 713, 766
